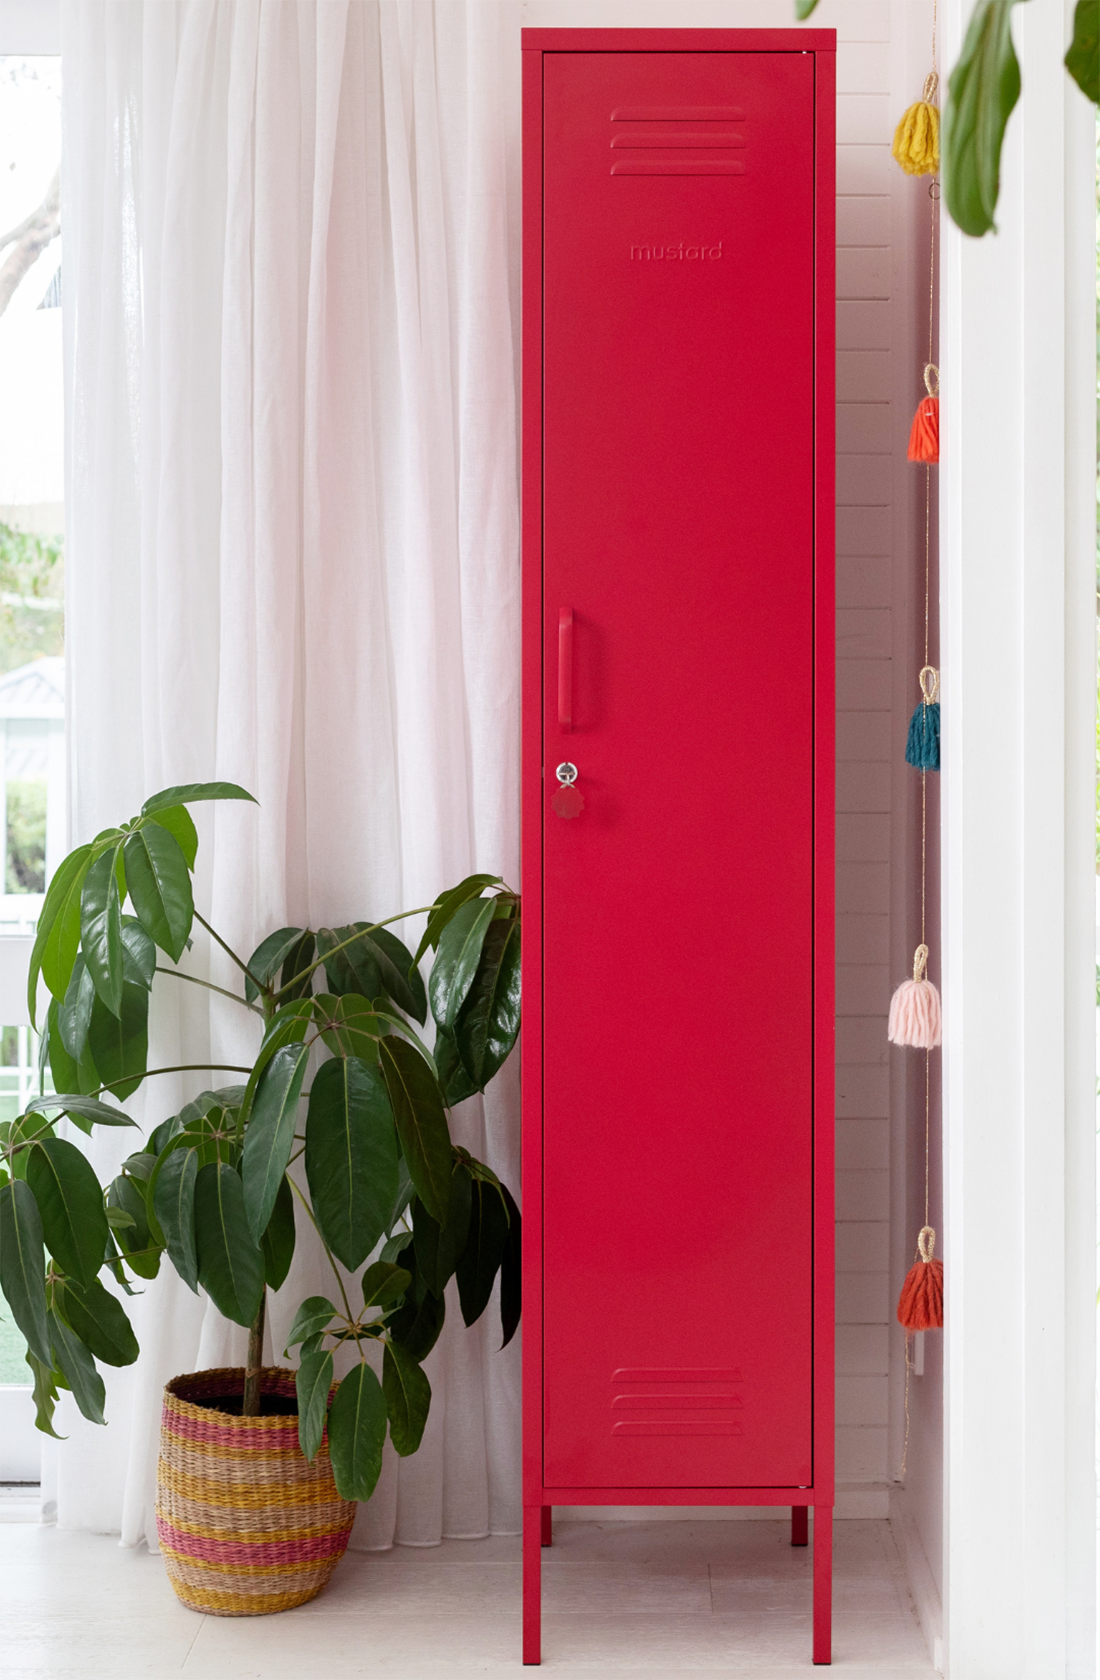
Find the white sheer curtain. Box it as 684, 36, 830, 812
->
53, 0, 522, 1551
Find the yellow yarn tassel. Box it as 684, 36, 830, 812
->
892, 73, 940, 177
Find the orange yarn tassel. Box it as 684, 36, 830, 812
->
907, 364, 939, 463
897, 1227, 944, 1331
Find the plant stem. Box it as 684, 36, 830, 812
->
194, 911, 267, 994
84, 1064, 253, 1098
242, 1287, 266, 1417
269, 906, 437, 1002
286, 1174, 354, 1323
154, 967, 262, 1015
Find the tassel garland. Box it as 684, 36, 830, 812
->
907, 364, 940, 464
888, 944, 942, 1049
897, 1227, 944, 1331
892, 73, 940, 177
905, 666, 940, 771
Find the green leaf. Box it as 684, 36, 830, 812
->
428, 898, 496, 1031
1065, 0, 1099, 103
123, 825, 194, 963
87, 983, 149, 1102
379, 1231, 411, 1264
499, 1182, 521, 1349
241, 1041, 309, 1239
193, 1163, 265, 1328
80, 844, 125, 1016
456, 1177, 510, 1328
434, 1028, 478, 1108
314, 993, 384, 1065
28, 843, 92, 1024
453, 914, 521, 1090
141, 782, 257, 815
239, 1000, 312, 1126
244, 928, 306, 1005
25, 1349, 64, 1438
317, 926, 382, 1002
943, 0, 1025, 238
278, 931, 316, 1002
120, 916, 157, 988
148, 1112, 184, 1156
53, 1275, 139, 1366
48, 1307, 106, 1425
59, 955, 95, 1061
152, 1145, 199, 1290
386, 1242, 446, 1362
413, 1169, 472, 1301
144, 804, 199, 869
284, 1294, 337, 1353
382, 1339, 431, 1457
106, 1174, 161, 1279
327, 1361, 387, 1502
361, 1260, 412, 1312
795, 0, 819, 17
296, 1348, 333, 1462
260, 1175, 296, 1291
304, 1056, 399, 1271
25, 1093, 137, 1128
378, 1036, 452, 1227
25, 1138, 109, 1287
386, 1157, 415, 1235
46, 1002, 86, 1114
0, 1179, 51, 1363
361, 927, 426, 1024
414, 876, 502, 966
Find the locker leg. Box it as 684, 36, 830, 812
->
541, 1505, 553, 1547
523, 1506, 542, 1664
791, 1505, 809, 1546
812, 1504, 833, 1664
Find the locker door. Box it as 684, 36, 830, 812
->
541, 51, 817, 1490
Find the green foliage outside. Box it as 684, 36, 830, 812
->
7, 780, 46, 894
0, 522, 63, 675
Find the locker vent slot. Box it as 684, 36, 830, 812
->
609, 109, 747, 177
611, 1368, 744, 1437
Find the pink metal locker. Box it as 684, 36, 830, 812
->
521, 28, 836, 1665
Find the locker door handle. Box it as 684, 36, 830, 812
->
558, 608, 573, 732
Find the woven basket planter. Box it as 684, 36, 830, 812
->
155, 1366, 356, 1616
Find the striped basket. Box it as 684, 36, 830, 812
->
155, 1367, 356, 1616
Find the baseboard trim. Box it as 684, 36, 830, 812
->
552, 1483, 891, 1522
889, 1485, 944, 1673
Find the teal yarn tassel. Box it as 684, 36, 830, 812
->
905, 666, 940, 772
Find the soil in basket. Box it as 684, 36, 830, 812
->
191, 1393, 300, 1417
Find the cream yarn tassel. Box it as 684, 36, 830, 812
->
888, 943, 942, 1049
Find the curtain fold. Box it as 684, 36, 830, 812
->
57, 0, 521, 1551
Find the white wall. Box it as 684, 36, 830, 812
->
520, 0, 945, 1594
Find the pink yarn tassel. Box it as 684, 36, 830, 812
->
888, 943, 942, 1048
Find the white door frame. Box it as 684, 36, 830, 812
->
940, 2, 1096, 1674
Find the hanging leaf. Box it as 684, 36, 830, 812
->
260, 1175, 296, 1291
434, 1028, 478, 1108
304, 1056, 399, 1271
277, 931, 317, 1002
120, 916, 157, 988
1065, 0, 1099, 103
361, 1261, 412, 1313
52, 1275, 138, 1366
48, 1307, 106, 1426
245, 928, 307, 1004
241, 1041, 309, 1240
106, 1173, 161, 1279
943, 0, 1025, 238
499, 1183, 522, 1349
795, 0, 820, 17
316, 926, 382, 1003
412, 1170, 472, 1301
80, 845, 126, 1016
359, 927, 426, 1024
28, 843, 92, 1023
414, 876, 503, 966
382, 1339, 431, 1457
377, 1036, 452, 1227
283, 1294, 338, 1353
25, 1092, 137, 1128
0, 1179, 51, 1363
454, 915, 521, 1090
152, 1145, 199, 1291
141, 782, 257, 815
45, 1003, 86, 1115
193, 1163, 265, 1328
296, 1348, 334, 1462
25, 1349, 64, 1438
122, 824, 194, 964
428, 898, 497, 1031
59, 955, 95, 1062
386, 1241, 446, 1362
87, 983, 149, 1102
25, 1138, 109, 1288
455, 1177, 510, 1328
327, 1362, 388, 1502
144, 805, 199, 870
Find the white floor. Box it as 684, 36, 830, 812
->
0, 1516, 936, 1679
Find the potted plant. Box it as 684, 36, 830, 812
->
0, 782, 521, 1614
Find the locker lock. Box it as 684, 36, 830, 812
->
552, 762, 584, 820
